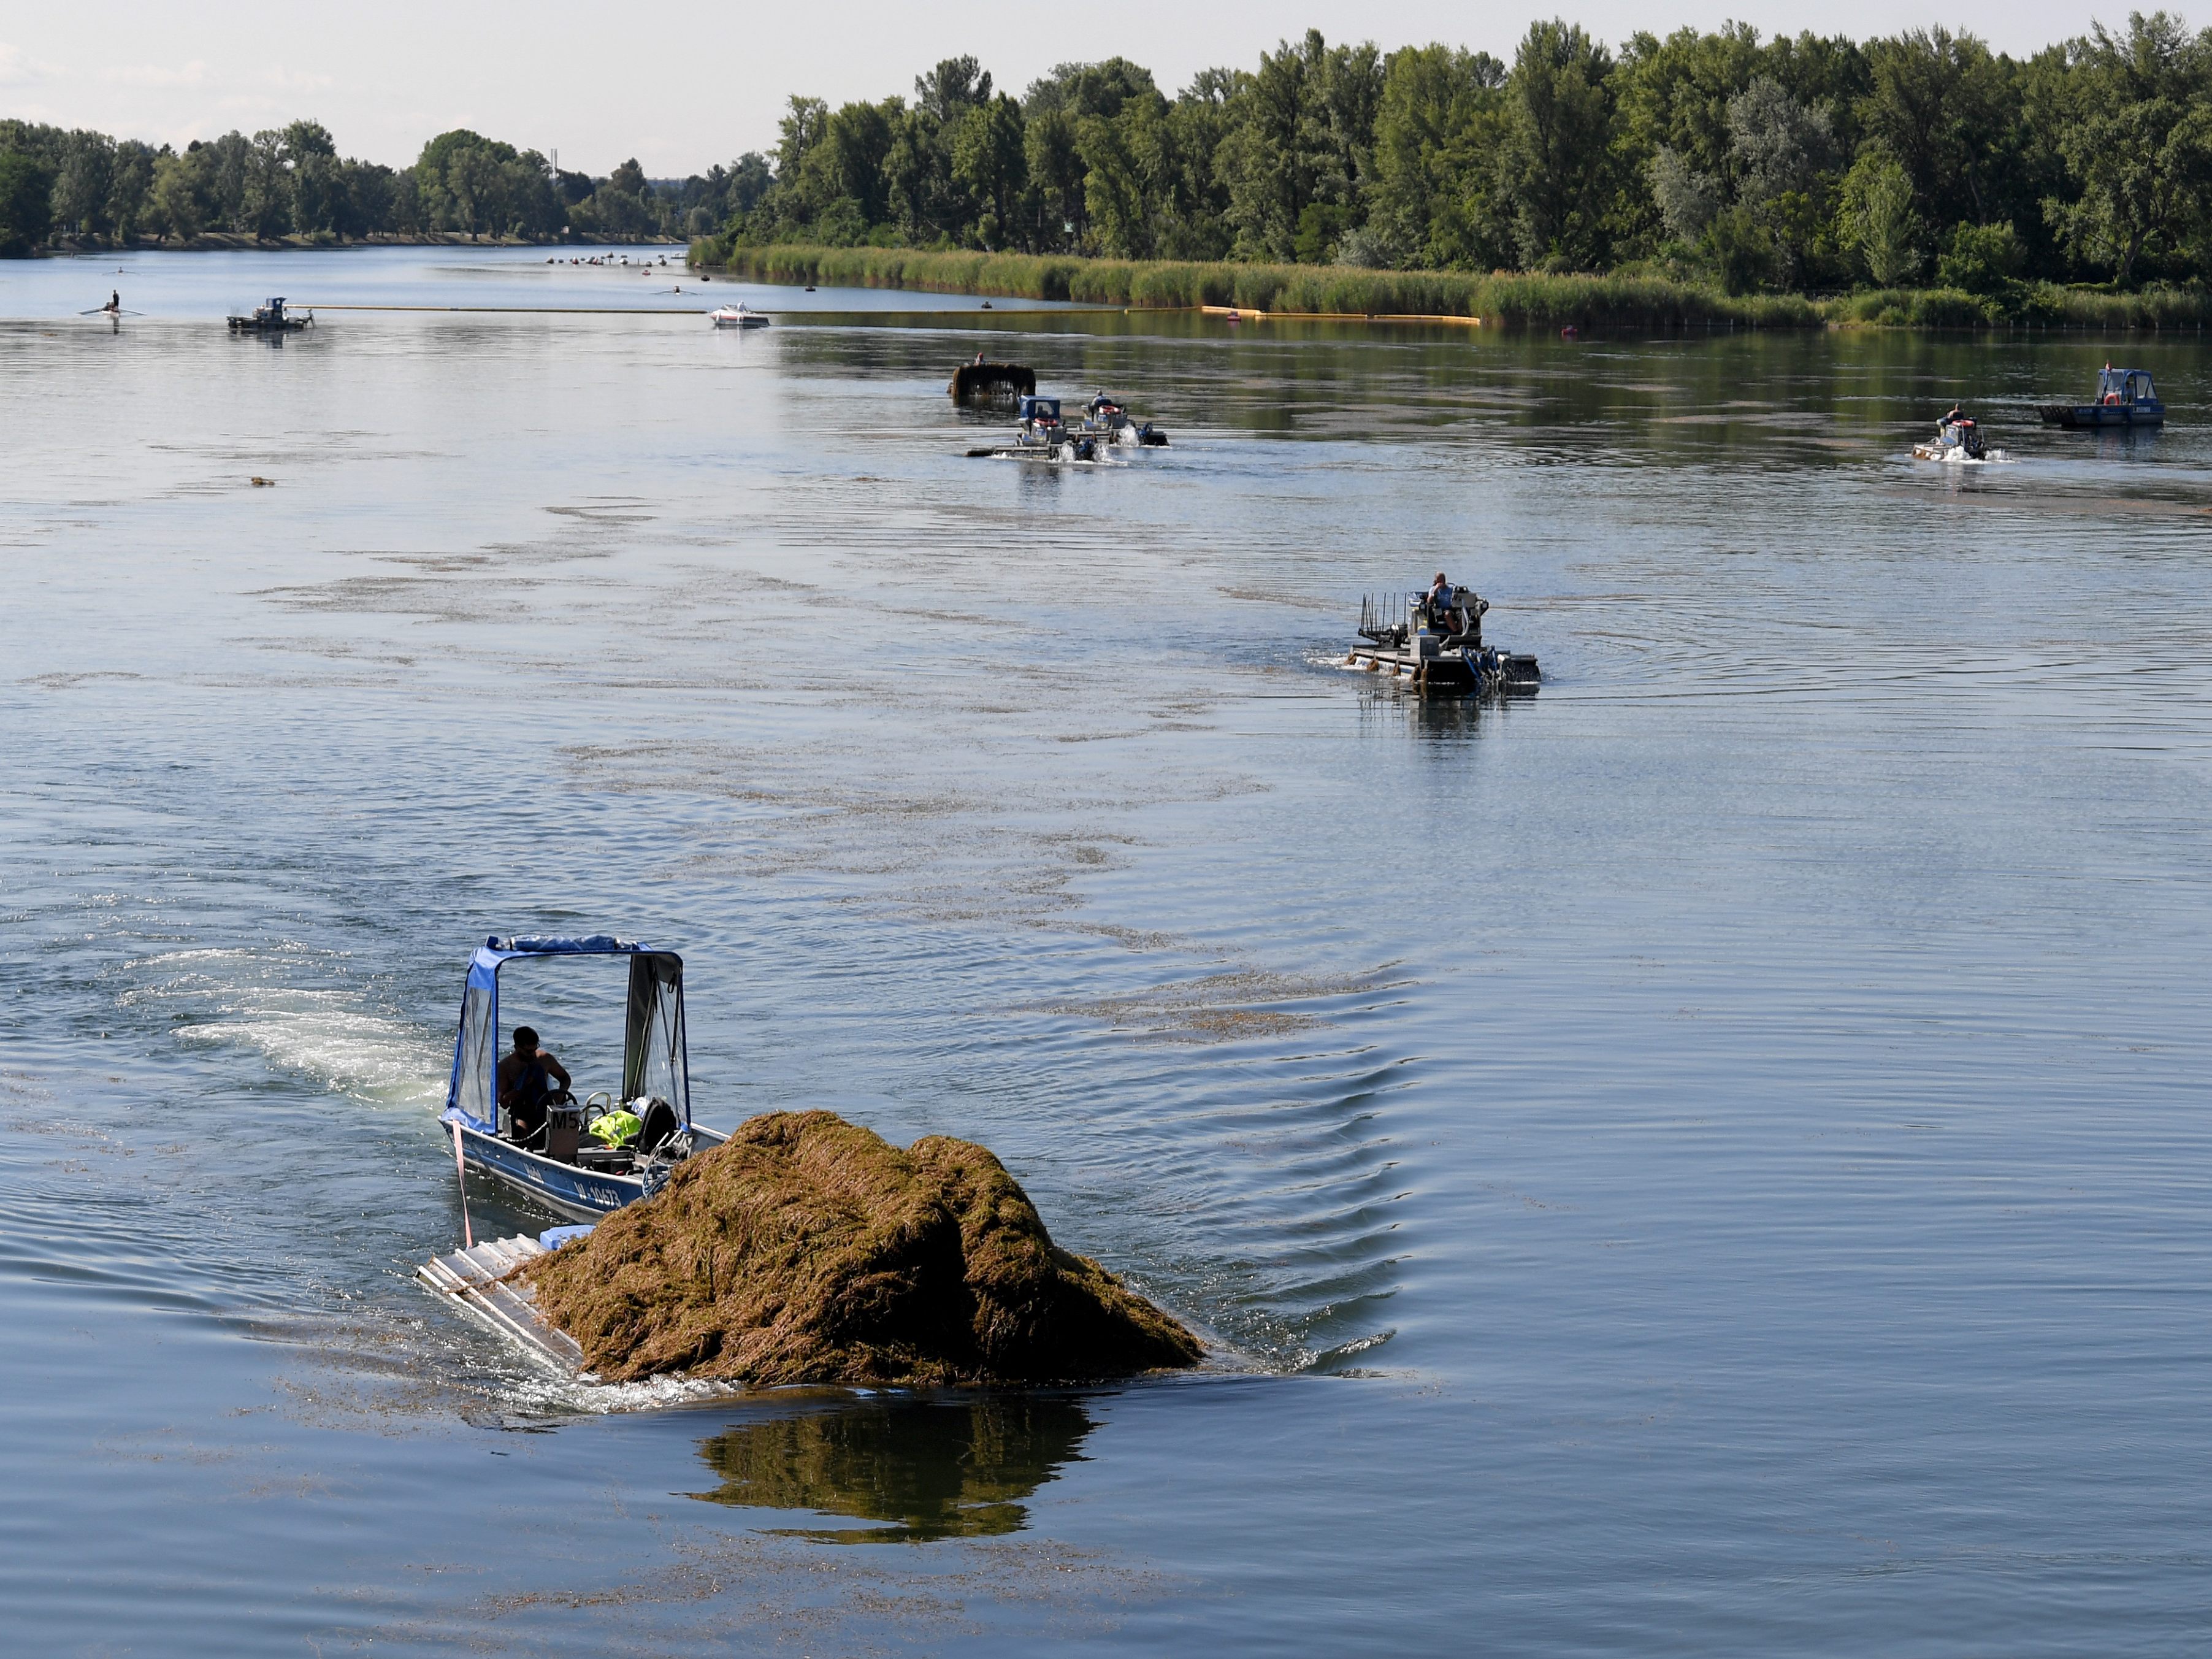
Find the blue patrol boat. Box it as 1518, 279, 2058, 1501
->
439, 935, 724, 1222
2038, 365, 2165, 429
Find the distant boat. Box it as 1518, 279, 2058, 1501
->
708, 303, 770, 329
2038, 364, 2164, 428
227, 296, 312, 333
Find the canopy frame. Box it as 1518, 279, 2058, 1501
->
441, 935, 690, 1135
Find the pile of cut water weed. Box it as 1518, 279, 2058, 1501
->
517, 1111, 1202, 1385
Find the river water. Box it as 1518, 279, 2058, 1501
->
4, 244, 2210, 1655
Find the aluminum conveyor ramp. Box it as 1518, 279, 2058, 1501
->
418, 1235, 584, 1372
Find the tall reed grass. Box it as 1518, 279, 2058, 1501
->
690, 239, 2211, 332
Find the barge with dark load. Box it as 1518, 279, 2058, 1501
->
949, 360, 1036, 400
1347, 586, 1539, 694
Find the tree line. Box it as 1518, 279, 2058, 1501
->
0, 119, 765, 255
706, 13, 2212, 295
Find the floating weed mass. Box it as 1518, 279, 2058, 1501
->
519, 1111, 1201, 1386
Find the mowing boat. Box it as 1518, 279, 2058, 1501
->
1345, 584, 1540, 694
438, 935, 724, 1223
1079, 390, 1169, 447
227, 296, 312, 333
965, 394, 1117, 462
949, 359, 1036, 400
708, 302, 770, 329
2038, 364, 2164, 429
1913, 407, 2008, 463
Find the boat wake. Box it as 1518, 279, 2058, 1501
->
124, 944, 447, 1108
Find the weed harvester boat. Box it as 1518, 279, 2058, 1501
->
437, 935, 724, 1223
1346, 586, 1539, 694
227, 297, 312, 333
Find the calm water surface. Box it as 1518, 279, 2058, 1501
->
4, 246, 2211, 1655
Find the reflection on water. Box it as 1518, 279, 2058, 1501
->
689, 1395, 1095, 1542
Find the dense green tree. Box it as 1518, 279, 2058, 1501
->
954, 94, 1027, 247
0, 151, 55, 255
2046, 10, 2212, 283
1365, 46, 1507, 267
53, 130, 117, 239
1840, 148, 1923, 282
1219, 30, 1382, 261
1499, 20, 1619, 269
1861, 28, 2015, 229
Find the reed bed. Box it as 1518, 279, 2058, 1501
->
691, 240, 2212, 332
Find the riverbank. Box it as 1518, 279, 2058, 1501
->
34, 230, 684, 256
689, 240, 2212, 332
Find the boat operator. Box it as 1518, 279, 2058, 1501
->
1426, 571, 1456, 628
497, 1026, 570, 1143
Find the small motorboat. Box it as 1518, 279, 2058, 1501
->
438, 935, 724, 1222
1077, 390, 1169, 448
2038, 364, 2164, 428
227, 296, 312, 333
1913, 410, 2007, 463
1345, 586, 1539, 695
708, 303, 770, 329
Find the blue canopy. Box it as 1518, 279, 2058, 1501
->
443, 935, 689, 1134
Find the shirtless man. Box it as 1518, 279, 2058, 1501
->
496, 1026, 571, 1143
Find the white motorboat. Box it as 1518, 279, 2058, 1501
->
708, 303, 770, 329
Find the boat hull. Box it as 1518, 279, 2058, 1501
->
2037, 402, 2164, 429
454, 1120, 725, 1222
1346, 642, 1539, 693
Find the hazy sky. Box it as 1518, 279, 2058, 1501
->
3, 2, 2121, 176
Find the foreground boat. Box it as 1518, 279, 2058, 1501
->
708, 303, 770, 329
1913, 411, 2008, 463
438, 935, 723, 1222
227, 296, 312, 333
2038, 365, 2164, 429
1346, 586, 1539, 694
1077, 391, 1169, 448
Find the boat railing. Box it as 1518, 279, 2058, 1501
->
1358, 591, 1412, 645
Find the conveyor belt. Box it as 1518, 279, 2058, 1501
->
417, 1235, 586, 1371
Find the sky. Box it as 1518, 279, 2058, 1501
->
2, 1, 2126, 177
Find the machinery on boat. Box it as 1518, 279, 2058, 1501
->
964, 395, 1109, 462
438, 935, 724, 1222
964, 392, 1170, 462
1346, 586, 1539, 694
1913, 410, 2006, 462
708, 303, 770, 329
227, 296, 312, 333
1079, 391, 1169, 448
2038, 365, 2164, 429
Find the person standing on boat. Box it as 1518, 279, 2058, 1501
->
497, 1026, 570, 1143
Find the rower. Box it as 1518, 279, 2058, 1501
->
497, 1025, 571, 1144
